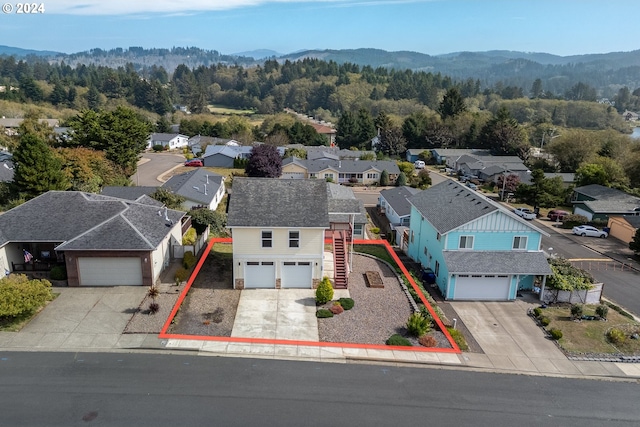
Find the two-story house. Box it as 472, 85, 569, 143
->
407, 181, 552, 300
227, 178, 329, 289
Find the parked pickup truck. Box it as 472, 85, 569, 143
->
513, 207, 536, 220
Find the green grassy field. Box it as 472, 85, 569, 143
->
207, 105, 255, 115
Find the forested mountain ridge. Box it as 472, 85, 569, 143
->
2, 45, 640, 97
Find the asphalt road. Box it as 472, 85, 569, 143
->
541, 225, 640, 315
1, 352, 639, 427
130, 152, 185, 186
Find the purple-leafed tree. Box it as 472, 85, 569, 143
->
246, 144, 282, 178
497, 173, 521, 193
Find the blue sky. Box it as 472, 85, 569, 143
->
1, 0, 637, 56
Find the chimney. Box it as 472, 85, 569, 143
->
204, 184, 207, 195
206, 175, 209, 184
164, 207, 169, 221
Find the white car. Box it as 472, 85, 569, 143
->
572, 225, 608, 238
513, 207, 536, 220
414, 160, 425, 169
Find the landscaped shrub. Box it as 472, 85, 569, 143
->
183, 251, 197, 269
561, 214, 588, 229
0, 274, 52, 319
316, 309, 333, 318
533, 307, 542, 318
446, 327, 469, 351
605, 301, 634, 320
182, 228, 197, 245
540, 316, 551, 327
370, 227, 380, 234
570, 304, 584, 319
152, 144, 164, 152
338, 297, 354, 310
549, 328, 563, 340
49, 265, 67, 280
406, 312, 431, 337
315, 276, 334, 305
148, 302, 160, 314
175, 267, 189, 283
329, 303, 344, 315
419, 335, 438, 347
386, 334, 412, 346
607, 328, 626, 345
596, 304, 609, 320
418, 306, 435, 326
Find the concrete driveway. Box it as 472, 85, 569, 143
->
451, 300, 576, 374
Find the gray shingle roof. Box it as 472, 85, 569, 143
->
443, 251, 552, 275
161, 169, 224, 206
227, 178, 329, 228
583, 199, 640, 214
0, 191, 184, 250
408, 181, 498, 233
302, 159, 401, 174
326, 183, 367, 224
380, 186, 420, 217
574, 184, 635, 200
149, 133, 187, 142
101, 186, 157, 201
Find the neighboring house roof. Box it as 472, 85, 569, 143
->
582, 199, 640, 215
306, 159, 400, 175
380, 186, 421, 217
202, 145, 248, 159
622, 215, 640, 228
326, 183, 367, 224
307, 150, 340, 161
406, 148, 427, 156
0, 191, 184, 251
409, 180, 547, 235
149, 133, 187, 142
443, 251, 552, 275
282, 156, 308, 169
309, 122, 337, 134
162, 169, 224, 206
228, 178, 329, 228
304, 147, 374, 160
431, 148, 479, 158
188, 136, 229, 146
573, 184, 631, 200
101, 186, 158, 202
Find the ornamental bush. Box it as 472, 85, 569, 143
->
315, 276, 334, 305
406, 312, 431, 337
0, 274, 52, 319
338, 297, 354, 310
596, 304, 609, 320
570, 304, 584, 319
316, 309, 333, 318
549, 328, 563, 340
174, 267, 189, 283
182, 228, 197, 245
49, 265, 67, 280
533, 307, 542, 318
329, 303, 344, 315
419, 335, 438, 347
540, 316, 551, 327
386, 334, 412, 346
607, 328, 626, 345
183, 251, 197, 269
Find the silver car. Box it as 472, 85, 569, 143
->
572, 225, 608, 238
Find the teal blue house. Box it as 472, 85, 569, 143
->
407, 181, 552, 300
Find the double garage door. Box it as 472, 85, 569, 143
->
244, 261, 312, 288
454, 275, 510, 300
78, 257, 143, 286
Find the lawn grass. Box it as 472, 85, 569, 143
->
354, 244, 397, 269
207, 105, 255, 115
540, 305, 640, 355
211, 242, 233, 257
0, 292, 58, 332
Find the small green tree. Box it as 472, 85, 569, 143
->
416, 169, 432, 189
151, 188, 185, 210
396, 172, 407, 187
315, 276, 334, 304
190, 208, 227, 236
379, 170, 390, 186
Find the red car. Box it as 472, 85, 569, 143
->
184, 159, 203, 167
547, 209, 570, 221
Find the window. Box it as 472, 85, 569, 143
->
435, 261, 440, 277
513, 236, 527, 250
436, 233, 441, 241
459, 235, 474, 249
284, 262, 296, 266
325, 173, 332, 179
289, 231, 300, 248
354, 224, 363, 236
261, 231, 272, 248
367, 173, 378, 179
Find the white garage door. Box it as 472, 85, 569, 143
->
281, 262, 312, 288
78, 257, 143, 286
244, 262, 275, 288
573, 207, 594, 221
454, 275, 510, 300
282, 172, 305, 179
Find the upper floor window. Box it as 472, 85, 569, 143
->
513, 236, 528, 250
459, 235, 474, 249
289, 231, 300, 248
261, 231, 272, 248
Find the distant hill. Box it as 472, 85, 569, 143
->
3, 44, 640, 92
232, 49, 282, 59
0, 45, 62, 57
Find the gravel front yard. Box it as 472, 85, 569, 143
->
318, 254, 452, 348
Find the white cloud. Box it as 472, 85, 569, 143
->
47, 0, 358, 15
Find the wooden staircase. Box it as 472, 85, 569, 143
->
333, 231, 348, 289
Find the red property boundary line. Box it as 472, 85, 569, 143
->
159, 237, 461, 354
